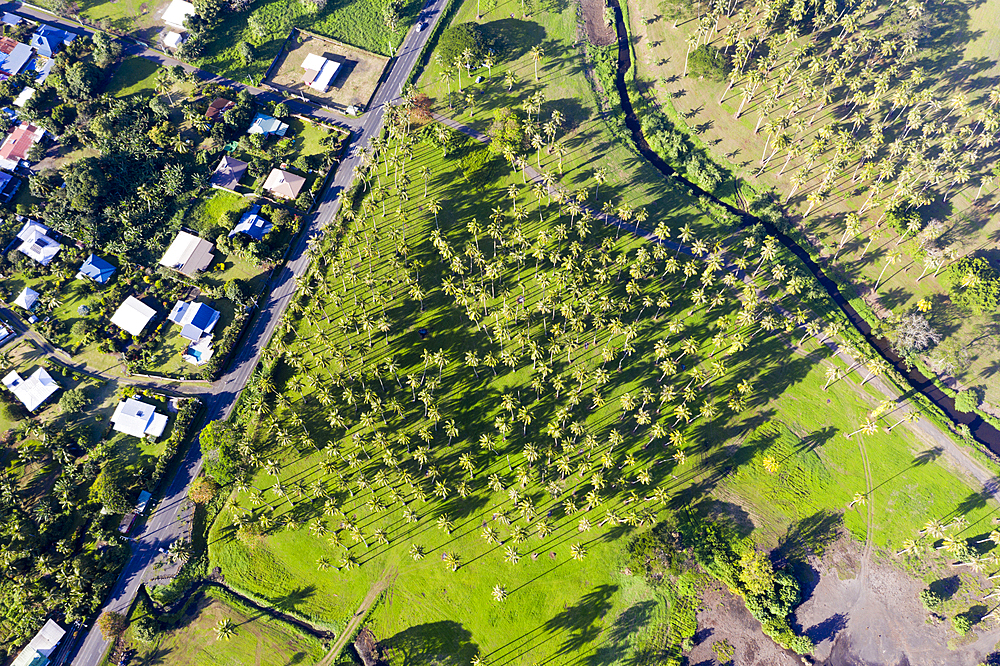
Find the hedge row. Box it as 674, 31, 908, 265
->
147, 398, 204, 491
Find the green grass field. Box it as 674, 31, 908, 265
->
105, 57, 162, 98
122, 587, 326, 666
206, 121, 994, 666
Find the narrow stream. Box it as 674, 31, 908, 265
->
608, 5, 1000, 452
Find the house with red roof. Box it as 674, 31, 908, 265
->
0, 122, 44, 170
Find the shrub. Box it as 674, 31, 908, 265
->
688, 44, 731, 80
920, 588, 943, 609
947, 256, 1000, 314
97, 611, 128, 640
188, 475, 218, 504
954, 390, 979, 414
953, 613, 973, 635
131, 617, 159, 643
712, 639, 735, 663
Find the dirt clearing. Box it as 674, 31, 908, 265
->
580, 0, 616, 45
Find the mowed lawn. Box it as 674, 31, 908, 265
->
626, 0, 1000, 407
208, 103, 995, 665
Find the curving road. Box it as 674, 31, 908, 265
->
49, 0, 452, 662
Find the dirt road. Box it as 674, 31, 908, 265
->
314, 567, 397, 666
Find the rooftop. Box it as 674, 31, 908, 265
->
15, 220, 59, 265
2, 367, 59, 412
162, 0, 196, 29
209, 155, 247, 190
168, 300, 220, 341
111, 296, 156, 336
248, 113, 288, 137
263, 168, 306, 200
76, 253, 115, 284
111, 398, 168, 439
159, 231, 214, 276
11, 619, 65, 666
13, 286, 38, 310
229, 204, 273, 240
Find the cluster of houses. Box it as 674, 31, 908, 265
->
7, 220, 226, 368
205, 97, 307, 202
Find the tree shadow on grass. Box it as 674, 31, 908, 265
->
381, 621, 480, 666
775, 510, 842, 564
586, 600, 659, 666
481, 18, 547, 64
543, 584, 618, 655
929, 575, 961, 601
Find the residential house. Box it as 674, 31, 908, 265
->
2, 367, 58, 412
12, 286, 38, 310
29, 25, 76, 58
209, 155, 247, 190
10, 619, 65, 666
110, 296, 156, 336
111, 397, 168, 438
248, 113, 288, 137
262, 168, 305, 200
0, 170, 19, 201
0, 122, 45, 170
0, 37, 32, 77
15, 220, 59, 265
161, 0, 196, 30
168, 300, 220, 341
228, 204, 272, 240
302, 53, 341, 93
169, 300, 220, 366
158, 231, 214, 276
163, 31, 184, 49
205, 97, 234, 121
76, 254, 116, 284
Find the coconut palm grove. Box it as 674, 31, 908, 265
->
6, 0, 1000, 664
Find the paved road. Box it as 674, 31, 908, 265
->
61, 0, 449, 662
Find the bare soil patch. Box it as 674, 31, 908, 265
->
580, 0, 616, 46
264, 30, 389, 111
688, 535, 1000, 666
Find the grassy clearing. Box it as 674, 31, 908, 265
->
105, 57, 163, 98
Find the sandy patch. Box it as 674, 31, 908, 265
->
579, 0, 616, 46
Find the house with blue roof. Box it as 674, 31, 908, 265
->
76, 254, 116, 284
228, 204, 273, 241
0, 170, 19, 202
0, 37, 32, 77
30, 25, 76, 58
247, 113, 288, 137
168, 301, 220, 342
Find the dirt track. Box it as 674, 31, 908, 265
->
580, 0, 616, 45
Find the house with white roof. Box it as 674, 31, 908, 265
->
111, 296, 156, 336
229, 204, 272, 240
13, 286, 38, 311
2, 367, 59, 412
11, 619, 65, 666
159, 231, 214, 277
302, 53, 341, 93
111, 397, 168, 439
162, 0, 196, 29
263, 168, 306, 200
15, 220, 59, 265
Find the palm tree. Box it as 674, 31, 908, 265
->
569, 542, 588, 560
846, 418, 878, 438
492, 583, 508, 601
443, 552, 461, 571
530, 46, 544, 82
504, 70, 517, 92
873, 250, 901, 293
215, 618, 237, 641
